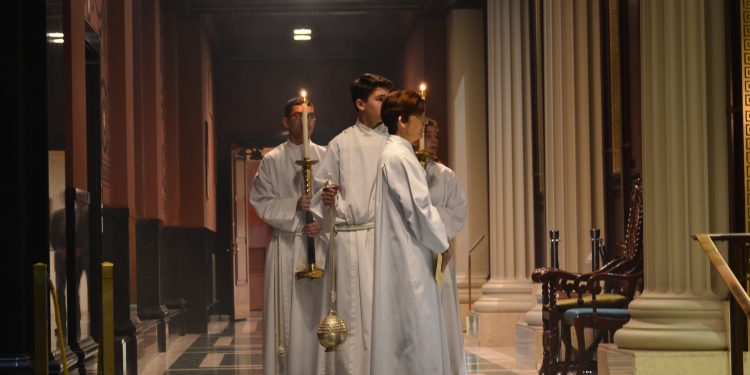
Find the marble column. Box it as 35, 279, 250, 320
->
472, 0, 536, 347
516, 0, 606, 364
542, 0, 605, 272
611, 0, 729, 352
446, 8, 490, 316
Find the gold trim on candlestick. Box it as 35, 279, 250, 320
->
295, 263, 325, 280
295, 157, 325, 281
295, 157, 318, 195
415, 149, 432, 169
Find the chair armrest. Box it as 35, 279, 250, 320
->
587, 271, 643, 293
532, 267, 583, 283
586, 272, 643, 314
533, 267, 590, 313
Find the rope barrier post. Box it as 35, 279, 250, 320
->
101, 262, 114, 375
33, 263, 49, 375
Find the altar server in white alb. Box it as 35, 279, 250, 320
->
250, 97, 326, 375
310, 73, 393, 375
419, 118, 468, 375
370, 90, 452, 375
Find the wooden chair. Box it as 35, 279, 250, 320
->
563, 270, 642, 374
532, 178, 643, 375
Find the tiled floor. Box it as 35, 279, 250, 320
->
142, 312, 525, 375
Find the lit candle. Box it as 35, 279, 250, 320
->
300, 89, 310, 158
418, 82, 427, 150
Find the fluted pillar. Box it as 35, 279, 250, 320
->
446, 8, 490, 309
517, 0, 604, 365
612, 0, 729, 351
542, 0, 605, 272
471, 0, 536, 347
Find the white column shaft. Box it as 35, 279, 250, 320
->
474, 0, 535, 313
543, 0, 605, 272
614, 0, 730, 351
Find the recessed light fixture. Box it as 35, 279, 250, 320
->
49, 38, 65, 44
294, 35, 312, 41
47, 32, 64, 38
293, 28, 312, 35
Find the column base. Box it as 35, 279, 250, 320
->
524, 283, 543, 326
158, 311, 180, 353
136, 319, 160, 375
457, 276, 488, 304
473, 280, 534, 313
515, 322, 543, 370
474, 311, 525, 347
71, 337, 99, 374
597, 343, 747, 375
614, 296, 727, 350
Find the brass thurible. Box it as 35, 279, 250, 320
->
317, 179, 349, 351
295, 157, 325, 280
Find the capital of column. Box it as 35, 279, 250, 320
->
614, 294, 726, 350
473, 280, 534, 313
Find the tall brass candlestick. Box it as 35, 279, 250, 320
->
416, 82, 432, 169
294, 157, 324, 280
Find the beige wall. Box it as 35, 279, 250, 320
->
447, 9, 489, 301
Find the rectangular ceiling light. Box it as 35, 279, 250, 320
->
293, 28, 312, 35
47, 32, 64, 38
294, 35, 312, 41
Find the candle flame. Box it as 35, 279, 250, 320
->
300, 89, 308, 99
418, 82, 427, 100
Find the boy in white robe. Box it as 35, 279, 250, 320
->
417, 119, 468, 375
310, 73, 394, 375
370, 90, 452, 375
250, 97, 326, 375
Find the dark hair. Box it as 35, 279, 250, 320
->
350, 73, 394, 109
284, 96, 313, 117
381, 90, 426, 135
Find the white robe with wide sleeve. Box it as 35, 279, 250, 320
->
310, 120, 388, 375
427, 160, 468, 375
370, 135, 451, 375
250, 140, 326, 375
